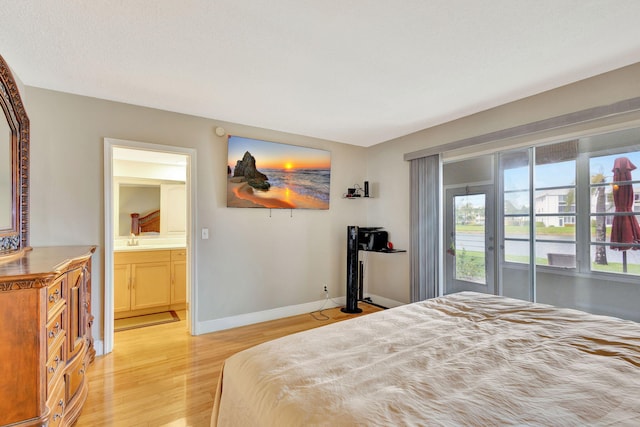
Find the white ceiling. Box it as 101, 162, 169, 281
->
2, 1, 640, 147
113, 147, 187, 165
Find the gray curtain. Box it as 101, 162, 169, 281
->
410, 154, 440, 302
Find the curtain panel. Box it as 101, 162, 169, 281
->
410, 154, 440, 302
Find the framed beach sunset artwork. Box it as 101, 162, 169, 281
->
227, 136, 331, 209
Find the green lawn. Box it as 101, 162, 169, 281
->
455, 249, 640, 274
458, 224, 611, 238
454, 224, 639, 275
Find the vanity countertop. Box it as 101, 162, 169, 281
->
114, 236, 186, 252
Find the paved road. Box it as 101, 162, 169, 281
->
456, 233, 638, 265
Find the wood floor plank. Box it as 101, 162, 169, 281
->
77, 304, 382, 427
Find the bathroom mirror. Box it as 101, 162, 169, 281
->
0, 54, 29, 254
118, 183, 161, 236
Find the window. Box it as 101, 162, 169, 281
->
589, 151, 640, 275
501, 141, 577, 268
453, 193, 487, 284
501, 150, 530, 265
500, 132, 640, 276
535, 146, 577, 267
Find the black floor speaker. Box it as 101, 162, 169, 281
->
342, 225, 362, 313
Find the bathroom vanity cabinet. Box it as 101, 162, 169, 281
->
114, 248, 186, 319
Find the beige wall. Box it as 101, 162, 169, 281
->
25, 87, 368, 345
20, 61, 640, 343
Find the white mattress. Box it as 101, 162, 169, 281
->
212, 292, 640, 426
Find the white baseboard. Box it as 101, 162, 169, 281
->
195, 298, 342, 335
93, 339, 105, 357
362, 294, 405, 309
94, 295, 407, 346
194, 294, 407, 336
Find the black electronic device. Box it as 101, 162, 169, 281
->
367, 230, 388, 251
356, 227, 386, 251
364, 181, 369, 197
357, 227, 376, 250
357, 227, 382, 231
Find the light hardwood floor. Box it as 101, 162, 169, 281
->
76, 304, 382, 427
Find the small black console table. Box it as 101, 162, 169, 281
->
341, 226, 406, 313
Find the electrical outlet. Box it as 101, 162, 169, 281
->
323, 285, 328, 293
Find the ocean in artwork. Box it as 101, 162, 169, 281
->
261, 168, 331, 205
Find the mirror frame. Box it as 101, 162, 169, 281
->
0, 54, 29, 254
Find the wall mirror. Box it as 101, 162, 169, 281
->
114, 178, 186, 238
0, 54, 29, 254
117, 181, 161, 236
112, 147, 187, 241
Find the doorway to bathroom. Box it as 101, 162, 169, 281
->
104, 138, 196, 354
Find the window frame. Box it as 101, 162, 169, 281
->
500, 139, 640, 280
583, 147, 640, 278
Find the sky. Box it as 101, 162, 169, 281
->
499, 151, 640, 211
504, 152, 640, 191
227, 136, 331, 170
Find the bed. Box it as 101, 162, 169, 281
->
211, 292, 640, 426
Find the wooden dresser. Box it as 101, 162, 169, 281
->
0, 246, 96, 427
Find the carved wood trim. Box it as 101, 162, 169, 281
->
0, 277, 49, 291
0, 54, 30, 251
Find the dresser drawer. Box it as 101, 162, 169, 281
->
46, 338, 65, 389
47, 275, 65, 318
66, 352, 87, 402
46, 309, 66, 352
47, 379, 66, 427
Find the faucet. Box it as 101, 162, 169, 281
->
128, 233, 138, 246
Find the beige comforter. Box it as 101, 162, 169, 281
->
212, 292, 640, 426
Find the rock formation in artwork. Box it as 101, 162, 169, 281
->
233, 151, 270, 190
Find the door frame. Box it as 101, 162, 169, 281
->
444, 184, 497, 295
103, 138, 197, 354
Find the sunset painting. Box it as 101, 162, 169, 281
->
227, 136, 331, 209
